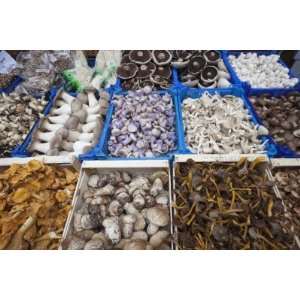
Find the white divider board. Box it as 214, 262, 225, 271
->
174, 153, 269, 163
271, 158, 300, 168
0, 154, 80, 171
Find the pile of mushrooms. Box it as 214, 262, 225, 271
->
108, 87, 176, 158
228, 52, 299, 88
273, 168, 300, 249
0, 92, 48, 157
117, 50, 173, 90
29, 88, 109, 156
64, 170, 171, 250
249, 93, 300, 154
171, 50, 231, 88
174, 158, 294, 249
182, 92, 268, 154
0, 160, 78, 250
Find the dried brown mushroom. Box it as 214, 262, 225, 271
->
249, 93, 300, 154
273, 167, 300, 249
0, 160, 78, 250
173, 158, 294, 250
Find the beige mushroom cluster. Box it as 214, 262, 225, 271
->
64, 170, 171, 250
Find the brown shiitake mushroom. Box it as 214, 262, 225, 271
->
201, 66, 219, 83
204, 50, 221, 64
152, 50, 173, 66
152, 65, 172, 79
136, 64, 153, 79
188, 56, 206, 75
250, 93, 300, 154
129, 50, 152, 65
117, 63, 138, 80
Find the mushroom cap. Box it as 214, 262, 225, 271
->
175, 50, 193, 61
136, 64, 153, 79
204, 50, 221, 63
152, 65, 172, 79
129, 50, 152, 65
123, 239, 148, 250
152, 50, 173, 66
150, 74, 169, 87
117, 63, 138, 80
201, 66, 218, 83
139, 79, 155, 89
188, 56, 206, 75
146, 207, 170, 227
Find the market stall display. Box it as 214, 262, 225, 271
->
0, 50, 300, 250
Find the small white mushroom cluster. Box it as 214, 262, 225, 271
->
182, 92, 268, 154
0, 92, 48, 157
65, 170, 171, 250
29, 88, 109, 156
229, 53, 299, 88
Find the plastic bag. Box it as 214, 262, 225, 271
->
15, 50, 75, 96
63, 51, 94, 92
92, 50, 121, 88
0, 51, 18, 89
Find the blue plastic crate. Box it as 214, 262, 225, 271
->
172, 51, 240, 90
223, 51, 300, 95
89, 88, 182, 161
0, 76, 23, 94
176, 86, 278, 156
13, 87, 113, 158
245, 90, 300, 158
